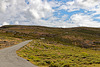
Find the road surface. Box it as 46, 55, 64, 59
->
0, 40, 37, 67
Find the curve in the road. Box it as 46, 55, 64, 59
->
0, 40, 37, 67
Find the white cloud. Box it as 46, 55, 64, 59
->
29, 9, 40, 19
0, 0, 8, 12
0, 0, 100, 28
57, 0, 100, 28
0, 0, 53, 26
95, 16, 100, 19
2, 22, 9, 25
15, 21, 19, 25
70, 13, 100, 27
75, 0, 99, 8
59, 0, 100, 14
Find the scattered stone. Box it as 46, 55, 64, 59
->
40, 38, 45, 40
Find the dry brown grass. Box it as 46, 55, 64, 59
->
0, 37, 24, 49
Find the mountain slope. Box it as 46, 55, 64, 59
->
0, 25, 100, 67
0, 25, 100, 50
0, 40, 37, 67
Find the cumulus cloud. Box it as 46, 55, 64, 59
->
0, 0, 100, 28
95, 16, 100, 19
2, 22, 9, 25
58, 0, 100, 27
0, 0, 53, 25
15, 21, 19, 25
0, 1, 8, 12
70, 13, 100, 27
59, 0, 100, 14
66, 0, 100, 14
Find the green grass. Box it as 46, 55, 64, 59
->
0, 25, 100, 66
0, 35, 24, 49
17, 39, 100, 67
1, 25, 100, 49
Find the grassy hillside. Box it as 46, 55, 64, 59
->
0, 34, 23, 49
17, 39, 100, 67
0, 25, 100, 67
0, 25, 100, 50
0, 36, 23, 49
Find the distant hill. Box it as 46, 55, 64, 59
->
0, 25, 100, 50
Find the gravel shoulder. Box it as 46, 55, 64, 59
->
0, 40, 37, 67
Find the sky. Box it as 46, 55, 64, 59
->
0, 0, 100, 28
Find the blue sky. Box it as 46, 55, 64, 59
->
0, 0, 100, 27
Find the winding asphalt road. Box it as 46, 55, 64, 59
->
0, 40, 37, 67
